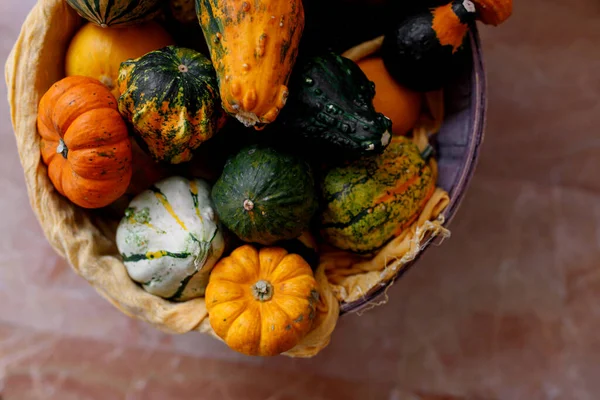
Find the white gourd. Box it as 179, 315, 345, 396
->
116, 176, 225, 301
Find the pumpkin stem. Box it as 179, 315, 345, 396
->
243, 199, 254, 211
99, 75, 115, 90
252, 280, 273, 302
56, 139, 68, 159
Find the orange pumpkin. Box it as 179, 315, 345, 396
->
65, 22, 175, 97
357, 56, 423, 136
197, 0, 305, 128
37, 76, 133, 209
205, 245, 319, 356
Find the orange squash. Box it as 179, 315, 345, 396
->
197, 0, 305, 128
205, 245, 319, 356
472, 0, 512, 26
357, 56, 422, 136
37, 76, 133, 209
65, 22, 175, 98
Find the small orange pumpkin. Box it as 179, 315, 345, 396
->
357, 56, 422, 136
205, 245, 319, 356
37, 76, 133, 209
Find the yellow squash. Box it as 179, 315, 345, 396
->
65, 22, 175, 97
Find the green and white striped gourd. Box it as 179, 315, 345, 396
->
116, 176, 225, 301
66, 0, 162, 27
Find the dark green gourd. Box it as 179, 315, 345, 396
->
211, 146, 318, 245
381, 0, 476, 92
280, 53, 392, 160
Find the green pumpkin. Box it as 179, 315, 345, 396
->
211, 146, 318, 245
116, 176, 225, 301
66, 0, 162, 27
280, 53, 392, 160
118, 46, 224, 164
320, 136, 436, 253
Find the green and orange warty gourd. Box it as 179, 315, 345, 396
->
196, 0, 305, 128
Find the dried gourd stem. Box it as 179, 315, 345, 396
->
412, 127, 432, 153
243, 199, 254, 211
252, 280, 273, 301
341, 35, 384, 63
56, 138, 68, 159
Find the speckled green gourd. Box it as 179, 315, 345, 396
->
320, 137, 437, 253
118, 46, 223, 164
211, 146, 318, 245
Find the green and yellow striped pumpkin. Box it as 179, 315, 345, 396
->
118, 46, 224, 164
320, 136, 437, 253
116, 176, 225, 301
66, 0, 162, 27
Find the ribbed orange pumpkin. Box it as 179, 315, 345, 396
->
357, 56, 422, 136
205, 245, 319, 356
37, 76, 132, 209
196, 0, 305, 128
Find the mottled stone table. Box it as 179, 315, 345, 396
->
2, 0, 599, 398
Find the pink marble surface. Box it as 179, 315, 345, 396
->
2, 0, 600, 398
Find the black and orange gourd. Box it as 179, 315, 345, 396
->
381, 0, 477, 92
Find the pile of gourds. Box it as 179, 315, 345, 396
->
37, 0, 511, 356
